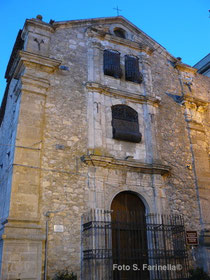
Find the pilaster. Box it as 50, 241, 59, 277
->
0, 50, 61, 280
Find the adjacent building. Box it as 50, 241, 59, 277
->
0, 15, 210, 280
194, 53, 210, 77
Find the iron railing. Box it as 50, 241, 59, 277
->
81, 209, 189, 280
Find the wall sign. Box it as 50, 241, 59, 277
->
186, 231, 198, 245
54, 225, 64, 233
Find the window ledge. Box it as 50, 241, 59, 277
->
86, 82, 161, 106
81, 154, 171, 175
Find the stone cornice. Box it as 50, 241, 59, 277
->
5, 221, 42, 230
183, 94, 209, 108
1, 232, 45, 241
182, 95, 209, 113
12, 51, 61, 80
81, 154, 171, 175
87, 28, 154, 54
24, 19, 54, 34
3, 217, 40, 224
175, 62, 197, 74
0, 218, 45, 241
18, 50, 61, 71
86, 82, 161, 106
187, 121, 206, 132
104, 34, 154, 54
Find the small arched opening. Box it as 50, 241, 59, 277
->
113, 28, 126, 39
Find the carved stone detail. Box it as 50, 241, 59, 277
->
182, 97, 209, 124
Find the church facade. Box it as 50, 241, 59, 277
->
0, 15, 210, 279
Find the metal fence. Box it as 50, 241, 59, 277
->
81, 209, 189, 280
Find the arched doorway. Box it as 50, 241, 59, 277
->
111, 191, 149, 280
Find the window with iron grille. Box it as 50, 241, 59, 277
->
112, 105, 142, 143
125, 55, 143, 83
103, 50, 122, 79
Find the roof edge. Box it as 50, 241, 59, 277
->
193, 53, 210, 68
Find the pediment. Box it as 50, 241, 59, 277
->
53, 16, 163, 54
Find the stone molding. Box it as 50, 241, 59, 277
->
105, 34, 154, 54
1, 217, 40, 225
86, 82, 161, 106
183, 94, 209, 110
17, 50, 61, 73
175, 62, 197, 74
87, 27, 154, 54
24, 19, 54, 34
1, 218, 45, 241
1, 233, 45, 241
21, 75, 50, 95
53, 16, 139, 31
8, 51, 61, 81
4, 217, 40, 223
81, 154, 171, 175
10, 51, 61, 96
186, 121, 206, 132
182, 95, 209, 127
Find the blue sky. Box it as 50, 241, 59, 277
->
0, 0, 209, 103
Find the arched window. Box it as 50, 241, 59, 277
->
103, 50, 122, 79
112, 105, 142, 143
125, 55, 143, 83
113, 28, 126, 39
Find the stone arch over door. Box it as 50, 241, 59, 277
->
111, 191, 150, 280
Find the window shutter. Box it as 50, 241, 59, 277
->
125, 55, 143, 83
104, 50, 122, 78
112, 105, 142, 143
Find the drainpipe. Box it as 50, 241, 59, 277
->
184, 112, 204, 229
44, 212, 50, 280
43, 208, 67, 280
176, 66, 204, 229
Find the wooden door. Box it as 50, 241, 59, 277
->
111, 192, 149, 280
